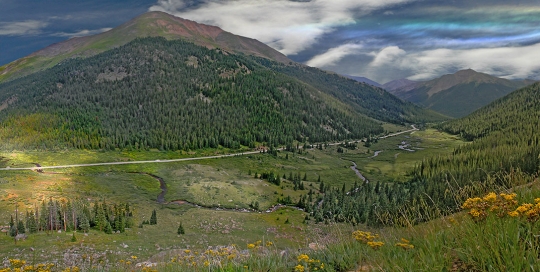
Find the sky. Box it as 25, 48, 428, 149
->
1, 0, 540, 84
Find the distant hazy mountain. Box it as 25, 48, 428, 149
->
342, 75, 381, 87
0, 11, 291, 83
382, 78, 419, 94
385, 69, 534, 118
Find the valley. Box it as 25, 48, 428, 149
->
0, 8, 539, 272
0, 124, 464, 269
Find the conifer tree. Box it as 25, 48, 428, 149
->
177, 223, 185, 235
79, 214, 90, 233
104, 221, 113, 234
150, 210, 157, 225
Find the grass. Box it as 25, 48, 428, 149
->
0, 129, 474, 271
341, 128, 466, 182
3, 180, 540, 271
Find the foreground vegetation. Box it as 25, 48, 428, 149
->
2, 179, 540, 271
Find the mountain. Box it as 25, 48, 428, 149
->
342, 75, 381, 87
0, 34, 444, 152
382, 78, 419, 94
0, 12, 447, 151
385, 69, 533, 118
0, 11, 291, 84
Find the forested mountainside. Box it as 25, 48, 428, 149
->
0, 11, 290, 84
0, 37, 384, 150
254, 59, 446, 124
302, 83, 540, 227
386, 69, 531, 118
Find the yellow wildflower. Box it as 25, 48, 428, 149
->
298, 254, 310, 262
483, 192, 497, 202
516, 203, 533, 213
247, 243, 255, 249
294, 264, 305, 272
367, 241, 384, 250
508, 211, 519, 217
500, 193, 517, 201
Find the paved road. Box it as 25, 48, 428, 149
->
0, 125, 417, 171
0, 150, 262, 171
379, 125, 418, 139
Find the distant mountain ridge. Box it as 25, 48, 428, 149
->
385, 69, 535, 118
382, 78, 419, 94
342, 75, 381, 87
0, 11, 291, 83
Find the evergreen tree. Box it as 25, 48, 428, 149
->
150, 210, 157, 225
104, 221, 113, 234
79, 214, 90, 233
26, 212, 38, 234
177, 223, 185, 235
17, 220, 25, 234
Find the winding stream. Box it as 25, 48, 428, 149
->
142, 173, 167, 204
346, 160, 369, 183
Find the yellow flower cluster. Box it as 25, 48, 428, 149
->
352, 230, 379, 243
463, 192, 540, 222
367, 241, 385, 250
462, 192, 518, 221
295, 254, 324, 271
0, 261, 55, 272
395, 238, 414, 250
508, 198, 540, 222
353, 230, 385, 250
247, 240, 263, 250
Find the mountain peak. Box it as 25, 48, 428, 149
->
0, 11, 290, 83
425, 69, 505, 97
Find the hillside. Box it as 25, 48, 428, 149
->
0, 11, 291, 83
254, 61, 446, 124
0, 12, 445, 151
342, 75, 381, 87
0, 37, 386, 150
302, 82, 540, 227
386, 69, 532, 118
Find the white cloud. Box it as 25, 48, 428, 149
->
0, 20, 48, 36
149, 0, 415, 55
369, 46, 406, 67
306, 43, 363, 67
52, 28, 113, 38
359, 43, 540, 82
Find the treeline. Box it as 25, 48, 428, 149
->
8, 198, 134, 236
0, 37, 386, 151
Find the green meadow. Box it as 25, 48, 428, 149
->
0, 126, 467, 270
